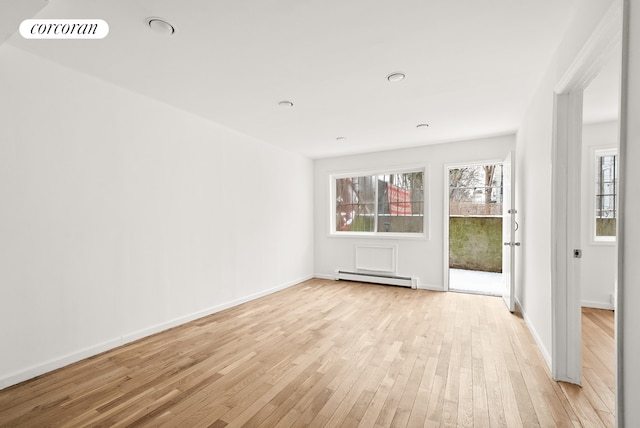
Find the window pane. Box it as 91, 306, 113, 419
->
376, 172, 424, 233
595, 153, 617, 238
334, 171, 425, 234
335, 176, 375, 232
449, 165, 503, 216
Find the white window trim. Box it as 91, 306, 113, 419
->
590, 146, 617, 245
329, 165, 429, 239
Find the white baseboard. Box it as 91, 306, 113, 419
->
515, 297, 552, 370
417, 283, 444, 291
0, 338, 122, 391
581, 300, 615, 310
314, 273, 338, 281
0, 274, 312, 391
121, 274, 312, 345
315, 273, 442, 292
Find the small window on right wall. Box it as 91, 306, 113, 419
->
594, 148, 618, 241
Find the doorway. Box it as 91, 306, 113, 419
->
550, 0, 622, 388
447, 162, 504, 296
571, 44, 620, 422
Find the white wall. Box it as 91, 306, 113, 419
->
619, 0, 640, 424
514, 0, 615, 369
580, 121, 618, 309
313, 135, 514, 289
514, 62, 556, 366
0, 45, 314, 389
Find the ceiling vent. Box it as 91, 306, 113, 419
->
147, 17, 175, 36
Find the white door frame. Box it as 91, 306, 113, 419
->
443, 158, 505, 293
551, 0, 622, 384
502, 152, 516, 312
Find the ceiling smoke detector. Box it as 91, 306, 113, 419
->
147, 17, 175, 36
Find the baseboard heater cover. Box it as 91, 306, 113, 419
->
336, 270, 417, 289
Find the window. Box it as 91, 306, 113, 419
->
448, 164, 503, 216
594, 149, 618, 241
333, 169, 425, 235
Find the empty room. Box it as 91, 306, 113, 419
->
1, 0, 640, 426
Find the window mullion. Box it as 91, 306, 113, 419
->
373, 174, 379, 233
613, 155, 617, 220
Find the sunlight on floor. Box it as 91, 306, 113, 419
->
449, 268, 503, 296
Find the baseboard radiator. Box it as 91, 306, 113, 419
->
335, 270, 417, 289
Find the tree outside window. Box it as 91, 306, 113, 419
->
334, 171, 424, 235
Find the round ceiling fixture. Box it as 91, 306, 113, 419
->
416, 123, 430, 128
147, 17, 175, 36
386, 72, 406, 82
278, 100, 294, 108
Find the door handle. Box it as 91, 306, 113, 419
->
504, 242, 521, 246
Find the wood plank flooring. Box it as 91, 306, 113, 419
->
0, 279, 615, 427
558, 307, 616, 427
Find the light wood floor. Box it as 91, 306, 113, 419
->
0, 279, 615, 427
559, 307, 616, 427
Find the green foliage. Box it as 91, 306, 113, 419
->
350, 216, 375, 232
596, 218, 616, 237
449, 217, 502, 273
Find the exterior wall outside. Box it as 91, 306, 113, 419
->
449, 216, 502, 273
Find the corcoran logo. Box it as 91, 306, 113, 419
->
20, 19, 109, 39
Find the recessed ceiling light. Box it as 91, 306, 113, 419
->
416, 123, 430, 128
387, 72, 406, 82
278, 100, 294, 108
147, 17, 175, 36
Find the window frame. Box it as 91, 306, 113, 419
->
591, 147, 618, 244
329, 165, 428, 239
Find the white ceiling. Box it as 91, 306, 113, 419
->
3, 0, 598, 158
0, 0, 47, 45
